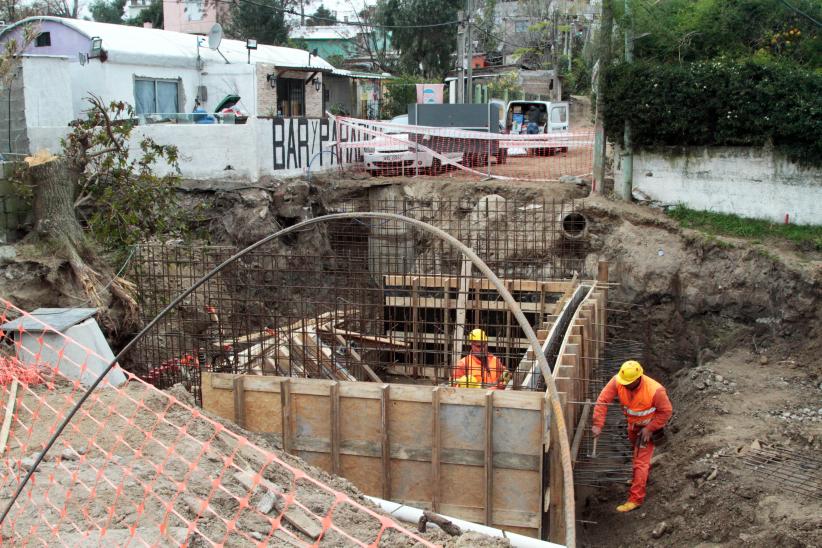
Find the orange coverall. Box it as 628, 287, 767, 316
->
453, 353, 505, 388
592, 375, 673, 505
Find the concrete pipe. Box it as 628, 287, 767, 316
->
560, 211, 588, 240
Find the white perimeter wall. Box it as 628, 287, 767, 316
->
615, 146, 822, 225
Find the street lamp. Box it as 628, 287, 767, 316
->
246, 38, 257, 64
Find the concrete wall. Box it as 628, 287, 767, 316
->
0, 65, 29, 155
135, 116, 341, 180
615, 146, 822, 225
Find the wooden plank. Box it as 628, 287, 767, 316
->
0, 379, 18, 456
388, 331, 532, 348
320, 326, 409, 348
281, 379, 293, 454
330, 381, 340, 475
452, 256, 472, 366
548, 391, 567, 544
485, 390, 494, 526
381, 384, 391, 499
234, 471, 322, 540
410, 276, 420, 376
384, 274, 571, 294
432, 387, 441, 513
385, 296, 545, 313
232, 376, 245, 429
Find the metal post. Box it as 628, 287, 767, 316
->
620, 0, 634, 201
466, 0, 474, 104
592, 0, 613, 195
457, 10, 465, 104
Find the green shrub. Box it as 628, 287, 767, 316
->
603, 59, 822, 166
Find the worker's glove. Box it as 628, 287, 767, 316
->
638, 427, 652, 444
591, 425, 602, 437
500, 370, 512, 384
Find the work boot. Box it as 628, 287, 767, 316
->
616, 501, 640, 513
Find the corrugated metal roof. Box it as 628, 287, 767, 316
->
0, 17, 335, 71
290, 25, 359, 41
0, 308, 98, 333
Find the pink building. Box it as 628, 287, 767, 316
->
163, 0, 219, 34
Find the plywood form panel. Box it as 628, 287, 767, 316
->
340, 455, 382, 495
390, 459, 433, 506
244, 389, 282, 433
202, 372, 235, 421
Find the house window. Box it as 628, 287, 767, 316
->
514, 21, 529, 33
134, 78, 180, 115
35, 32, 51, 47
277, 78, 305, 117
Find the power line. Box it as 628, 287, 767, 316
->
204, 0, 462, 30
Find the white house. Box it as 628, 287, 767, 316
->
0, 17, 354, 179
0, 18, 334, 147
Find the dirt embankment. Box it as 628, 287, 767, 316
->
581, 196, 821, 374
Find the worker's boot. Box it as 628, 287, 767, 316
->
616, 501, 640, 513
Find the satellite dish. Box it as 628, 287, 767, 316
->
78, 52, 87, 66
208, 23, 223, 50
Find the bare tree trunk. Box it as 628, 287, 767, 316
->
31, 157, 84, 248
26, 155, 138, 333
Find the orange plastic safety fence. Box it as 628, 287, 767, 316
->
334, 116, 594, 182
0, 299, 435, 547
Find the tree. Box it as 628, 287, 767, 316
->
126, 0, 163, 28
221, 0, 290, 45
32, 0, 80, 18
374, 0, 461, 78
16, 96, 184, 332
307, 4, 335, 26
627, 0, 821, 67
89, 0, 125, 23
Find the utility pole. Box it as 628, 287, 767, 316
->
466, 0, 474, 104
620, 0, 634, 201
457, 10, 465, 104
592, 0, 613, 195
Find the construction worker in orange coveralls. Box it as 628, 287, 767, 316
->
452, 329, 509, 388
591, 360, 673, 513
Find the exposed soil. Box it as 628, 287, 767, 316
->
2, 174, 820, 546
578, 344, 822, 547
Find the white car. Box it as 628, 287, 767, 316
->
363, 115, 463, 176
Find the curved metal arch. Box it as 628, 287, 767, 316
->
1, 212, 576, 547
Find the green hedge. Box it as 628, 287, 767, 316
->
603, 60, 822, 166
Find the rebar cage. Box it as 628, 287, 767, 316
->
128, 197, 592, 403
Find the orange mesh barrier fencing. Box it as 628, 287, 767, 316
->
334, 116, 594, 182
0, 298, 435, 547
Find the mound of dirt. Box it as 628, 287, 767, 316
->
0, 379, 507, 547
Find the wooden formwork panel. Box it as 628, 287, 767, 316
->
202, 373, 545, 538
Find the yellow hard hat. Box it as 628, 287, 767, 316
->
455, 374, 480, 388
616, 360, 644, 385
468, 328, 488, 342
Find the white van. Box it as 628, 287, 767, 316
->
504, 100, 569, 155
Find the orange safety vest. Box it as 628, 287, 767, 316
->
616, 375, 663, 427
454, 354, 503, 388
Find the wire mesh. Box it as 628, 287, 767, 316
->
573, 339, 644, 487
127, 198, 593, 402
0, 298, 433, 546
334, 117, 594, 182
739, 446, 822, 498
